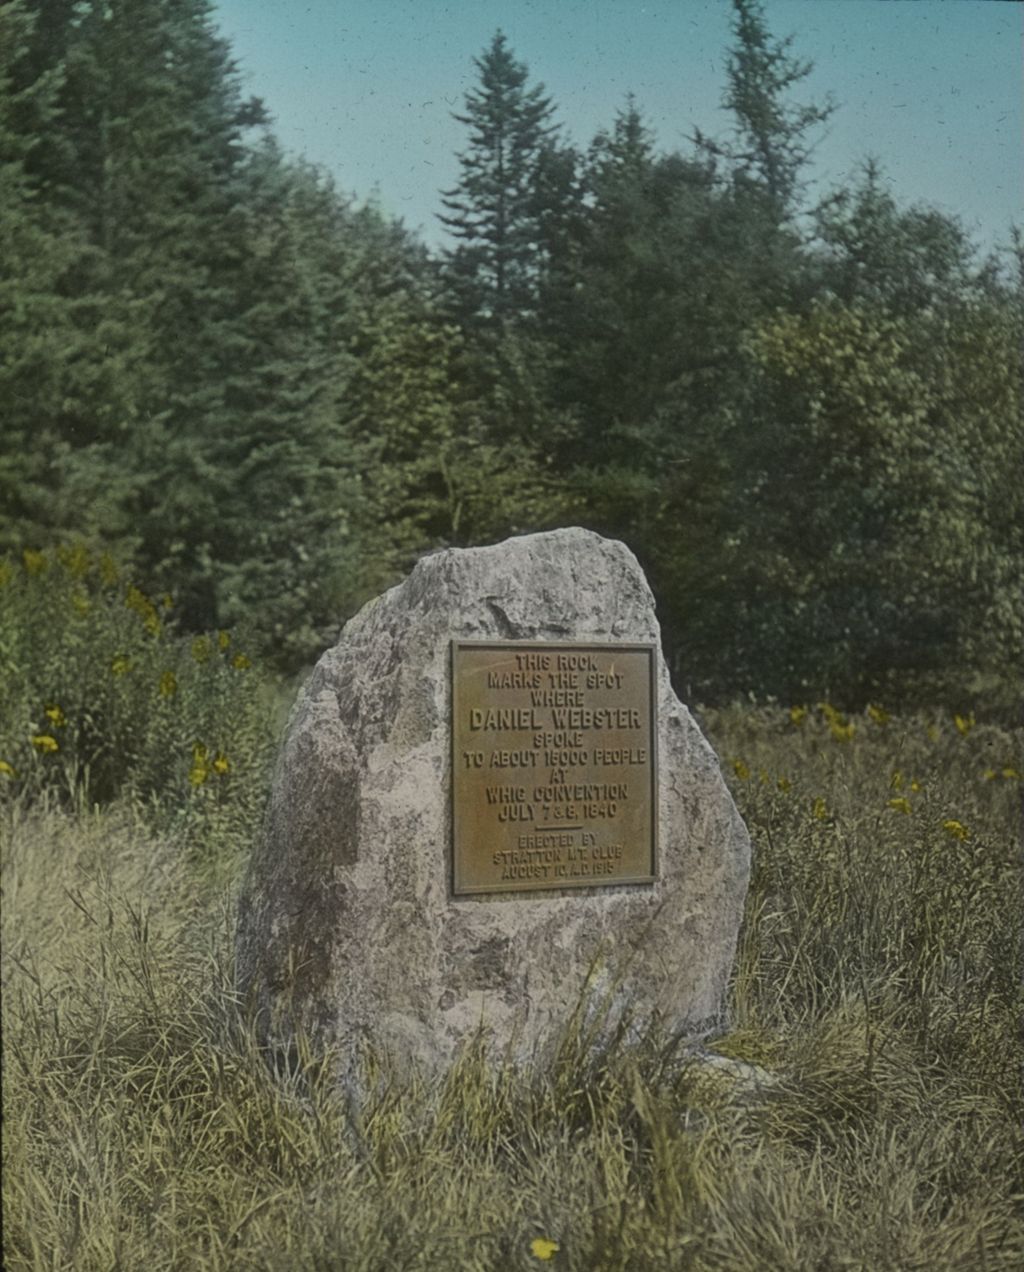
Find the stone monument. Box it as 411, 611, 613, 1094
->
235, 528, 750, 1078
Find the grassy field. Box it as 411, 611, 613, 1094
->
2, 695, 1022, 1270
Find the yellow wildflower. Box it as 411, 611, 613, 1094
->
126, 585, 160, 635
830, 719, 856, 742
818, 701, 840, 725
218, 630, 231, 650
0, 760, 17, 778
909, 778, 922, 792
777, 776, 792, 793
890, 770, 904, 790
983, 768, 998, 781
31, 734, 59, 753
789, 705, 807, 726
867, 703, 890, 726
953, 713, 975, 737
44, 704, 67, 727
530, 1238, 560, 1261
942, 819, 970, 842
212, 751, 230, 775
189, 743, 209, 787
1002, 767, 1021, 781
192, 636, 212, 664
159, 671, 178, 699
888, 797, 912, 815
732, 759, 750, 781
58, 544, 90, 577
232, 652, 252, 670
99, 553, 119, 585
23, 549, 47, 574
111, 655, 132, 676
812, 797, 828, 821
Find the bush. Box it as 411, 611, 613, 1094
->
0, 545, 275, 851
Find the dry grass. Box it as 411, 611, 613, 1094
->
3, 706, 1022, 1270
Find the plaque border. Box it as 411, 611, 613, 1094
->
450, 638, 659, 897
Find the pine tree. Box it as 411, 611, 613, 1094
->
440, 31, 558, 327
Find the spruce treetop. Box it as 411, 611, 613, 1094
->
440, 30, 559, 323
693, 0, 834, 215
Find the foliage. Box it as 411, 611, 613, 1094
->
440, 29, 560, 328
0, 546, 274, 847
679, 165, 1023, 708
725, 294, 1021, 705
705, 700, 1022, 1051
135, 149, 380, 665
693, 0, 834, 217
0, 0, 124, 552
337, 231, 571, 564
3, 707, 1021, 1269
0, 1, 1018, 706
542, 100, 718, 467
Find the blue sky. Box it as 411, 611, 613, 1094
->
212, 0, 1021, 256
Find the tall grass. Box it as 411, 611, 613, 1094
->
3, 687, 1022, 1268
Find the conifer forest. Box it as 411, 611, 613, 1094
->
3, 0, 1020, 708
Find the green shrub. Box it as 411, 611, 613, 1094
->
0, 545, 274, 850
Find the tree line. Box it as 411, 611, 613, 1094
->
2, 0, 1020, 706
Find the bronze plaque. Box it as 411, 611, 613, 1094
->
452, 641, 658, 895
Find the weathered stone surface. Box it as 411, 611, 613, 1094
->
235, 528, 750, 1078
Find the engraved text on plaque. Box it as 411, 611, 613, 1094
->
452, 641, 657, 894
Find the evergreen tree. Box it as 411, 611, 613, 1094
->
0, 0, 124, 551
440, 31, 558, 327
145, 146, 367, 661
694, 0, 833, 220
342, 277, 566, 560
0, 0, 367, 661
547, 101, 719, 460
0, 0, 65, 546
0, 0, 269, 570
813, 159, 980, 315
60, 0, 273, 626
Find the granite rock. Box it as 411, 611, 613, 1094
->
235, 528, 751, 1078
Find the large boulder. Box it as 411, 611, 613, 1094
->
235, 528, 750, 1078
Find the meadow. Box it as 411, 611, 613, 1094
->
2, 551, 1022, 1270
